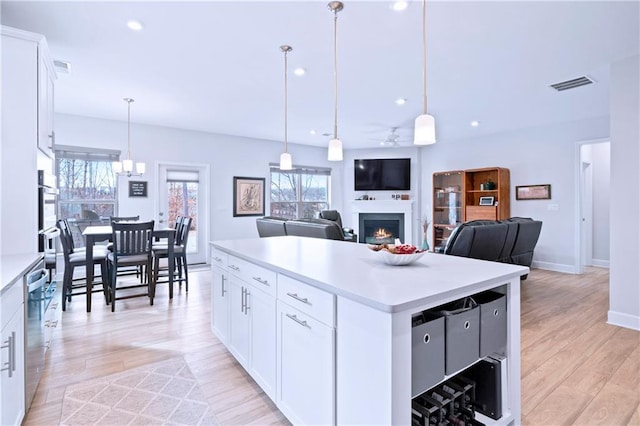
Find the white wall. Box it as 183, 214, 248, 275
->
590, 142, 610, 265
418, 116, 610, 273
54, 113, 343, 245
609, 54, 640, 331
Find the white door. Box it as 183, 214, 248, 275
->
157, 163, 209, 264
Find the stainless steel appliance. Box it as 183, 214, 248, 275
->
38, 170, 58, 252
23, 258, 48, 409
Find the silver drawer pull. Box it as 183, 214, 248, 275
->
0, 332, 15, 377
286, 292, 310, 305
214, 256, 222, 262
229, 264, 240, 271
252, 276, 270, 286
286, 313, 310, 329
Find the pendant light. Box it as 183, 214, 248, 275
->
414, 0, 436, 145
279, 45, 293, 170
113, 98, 145, 176
327, 1, 344, 161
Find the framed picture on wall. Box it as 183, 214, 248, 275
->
516, 184, 551, 200
479, 196, 495, 206
233, 176, 265, 217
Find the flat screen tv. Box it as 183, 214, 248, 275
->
354, 158, 411, 191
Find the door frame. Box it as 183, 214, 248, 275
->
156, 161, 210, 264
574, 138, 609, 274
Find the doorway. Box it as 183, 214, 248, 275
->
576, 139, 610, 273
157, 163, 209, 264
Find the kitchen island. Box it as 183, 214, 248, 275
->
211, 236, 527, 425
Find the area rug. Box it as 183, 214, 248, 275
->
59, 357, 217, 425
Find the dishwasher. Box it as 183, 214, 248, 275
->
24, 258, 49, 410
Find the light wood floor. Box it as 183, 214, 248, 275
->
24, 266, 639, 425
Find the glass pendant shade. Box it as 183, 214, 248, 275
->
414, 113, 436, 145
112, 161, 123, 173
113, 97, 145, 176
328, 138, 343, 161
280, 152, 292, 170
136, 162, 146, 175
123, 159, 133, 172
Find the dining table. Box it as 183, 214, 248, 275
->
82, 225, 175, 312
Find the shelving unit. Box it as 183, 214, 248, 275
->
432, 168, 510, 251
432, 171, 465, 252
464, 167, 510, 221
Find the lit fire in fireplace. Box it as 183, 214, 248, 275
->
373, 228, 393, 240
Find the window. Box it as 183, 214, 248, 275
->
270, 165, 331, 219
55, 145, 119, 222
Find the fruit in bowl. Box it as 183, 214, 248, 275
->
367, 243, 424, 255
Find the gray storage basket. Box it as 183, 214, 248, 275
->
474, 291, 507, 357
411, 311, 445, 396
436, 297, 480, 375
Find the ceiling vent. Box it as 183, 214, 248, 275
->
550, 76, 594, 91
53, 59, 71, 74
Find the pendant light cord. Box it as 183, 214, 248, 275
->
284, 49, 289, 153
333, 9, 339, 139
127, 100, 131, 160
422, 0, 427, 115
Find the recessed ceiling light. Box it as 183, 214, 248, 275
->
395, 98, 407, 106
392, 1, 408, 11
294, 67, 306, 76
127, 20, 144, 31
471, 120, 480, 127
310, 130, 317, 135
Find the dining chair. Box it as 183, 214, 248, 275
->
153, 216, 192, 293
107, 220, 155, 311
57, 219, 109, 311
107, 215, 143, 280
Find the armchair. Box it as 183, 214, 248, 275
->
319, 210, 357, 242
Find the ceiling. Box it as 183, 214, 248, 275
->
2, 1, 639, 150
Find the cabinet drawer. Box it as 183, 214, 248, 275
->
227, 255, 249, 279
1, 278, 23, 326
244, 262, 277, 297
211, 248, 228, 269
278, 275, 334, 327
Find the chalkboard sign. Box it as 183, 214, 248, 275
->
129, 181, 148, 197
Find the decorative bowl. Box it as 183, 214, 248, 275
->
376, 249, 426, 266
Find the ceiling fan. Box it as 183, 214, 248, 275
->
370, 127, 410, 147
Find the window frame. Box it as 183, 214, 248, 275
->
269, 164, 331, 219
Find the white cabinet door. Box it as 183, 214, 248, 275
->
37, 52, 55, 158
1, 305, 25, 426
228, 278, 250, 369
247, 286, 276, 401
211, 265, 229, 344
277, 303, 335, 426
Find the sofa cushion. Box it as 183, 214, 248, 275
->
256, 216, 288, 237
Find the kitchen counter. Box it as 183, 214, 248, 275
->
212, 236, 527, 313
0, 252, 43, 294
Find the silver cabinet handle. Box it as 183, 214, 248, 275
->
49, 130, 55, 149
214, 256, 223, 262
1, 332, 15, 377
245, 290, 251, 315
241, 287, 246, 313
229, 264, 240, 271
221, 275, 227, 296
252, 276, 270, 286
286, 292, 311, 305
286, 313, 310, 329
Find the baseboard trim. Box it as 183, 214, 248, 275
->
590, 259, 610, 268
607, 310, 640, 331
531, 261, 578, 274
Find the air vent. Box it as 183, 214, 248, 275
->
550, 76, 594, 91
53, 59, 71, 74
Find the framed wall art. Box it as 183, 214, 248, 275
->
516, 184, 551, 200
233, 176, 265, 217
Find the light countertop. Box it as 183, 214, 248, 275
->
211, 236, 528, 313
0, 252, 44, 294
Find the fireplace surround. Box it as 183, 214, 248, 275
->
351, 200, 414, 245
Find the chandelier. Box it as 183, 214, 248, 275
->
113, 98, 145, 176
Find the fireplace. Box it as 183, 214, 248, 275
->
359, 213, 404, 244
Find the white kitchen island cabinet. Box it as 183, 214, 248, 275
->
211, 236, 527, 425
